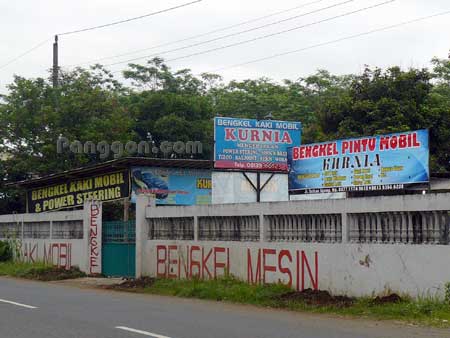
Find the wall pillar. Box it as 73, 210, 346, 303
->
136, 194, 155, 278
341, 213, 348, 243
83, 200, 102, 275
194, 216, 199, 241
49, 220, 53, 240
259, 213, 265, 242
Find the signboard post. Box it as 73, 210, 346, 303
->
288, 129, 429, 194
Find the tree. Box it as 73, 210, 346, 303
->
2, 56, 450, 213
0, 67, 134, 187
122, 59, 215, 159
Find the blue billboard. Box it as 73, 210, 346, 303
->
214, 117, 301, 171
288, 130, 429, 193
131, 167, 211, 205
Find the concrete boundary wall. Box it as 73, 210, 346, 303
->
0, 201, 102, 274
137, 193, 450, 298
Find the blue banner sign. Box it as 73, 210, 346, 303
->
288, 129, 429, 193
131, 167, 211, 205
214, 117, 301, 171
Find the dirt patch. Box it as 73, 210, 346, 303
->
371, 293, 402, 305
104, 277, 155, 291
24, 267, 86, 281
276, 288, 355, 307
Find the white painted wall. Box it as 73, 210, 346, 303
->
21, 239, 84, 270
0, 201, 102, 274
142, 240, 450, 299
137, 193, 450, 299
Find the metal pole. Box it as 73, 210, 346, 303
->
256, 172, 261, 202
52, 35, 59, 87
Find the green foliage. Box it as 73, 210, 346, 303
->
131, 276, 450, 328
0, 241, 12, 262
149, 275, 290, 304
2, 57, 450, 212
445, 282, 450, 304
0, 261, 86, 280
0, 261, 49, 276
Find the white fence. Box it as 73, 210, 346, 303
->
136, 193, 450, 298
2, 194, 450, 298
0, 201, 102, 274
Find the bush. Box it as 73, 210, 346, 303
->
445, 282, 450, 304
0, 241, 13, 262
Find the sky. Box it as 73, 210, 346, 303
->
0, 0, 449, 92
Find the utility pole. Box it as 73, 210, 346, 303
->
52, 35, 58, 87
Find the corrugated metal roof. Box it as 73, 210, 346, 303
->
9, 157, 213, 188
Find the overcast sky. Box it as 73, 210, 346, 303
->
0, 0, 449, 92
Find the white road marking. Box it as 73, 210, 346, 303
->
0, 298, 37, 309
115, 326, 172, 338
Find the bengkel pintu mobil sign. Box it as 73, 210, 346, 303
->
288, 129, 429, 193
214, 117, 301, 171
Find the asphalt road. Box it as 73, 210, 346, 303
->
0, 277, 448, 338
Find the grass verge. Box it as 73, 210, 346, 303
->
0, 261, 86, 281
110, 276, 450, 328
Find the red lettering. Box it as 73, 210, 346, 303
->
280, 131, 292, 144
263, 249, 276, 284
399, 135, 407, 148
156, 245, 167, 278
312, 145, 319, 157
292, 147, 300, 160
52, 243, 60, 267
225, 128, 236, 141
179, 245, 189, 279
368, 138, 376, 151
305, 146, 312, 158
318, 144, 326, 157
361, 138, 368, 152
44, 243, 51, 265
168, 245, 178, 279
262, 130, 272, 142
301, 251, 319, 291
214, 247, 226, 278
90, 204, 100, 216
412, 132, 420, 147
202, 247, 213, 279
326, 143, 334, 156
390, 136, 398, 149
247, 249, 261, 284
278, 250, 293, 288
342, 141, 349, 154
379, 137, 389, 150
238, 129, 249, 141
332, 142, 338, 155
250, 130, 260, 142
190, 246, 201, 278
274, 131, 280, 143
59, 243, 68, 269
89, 203, 100, 274
354, 139, 361, 153
89, 257, 98, 274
